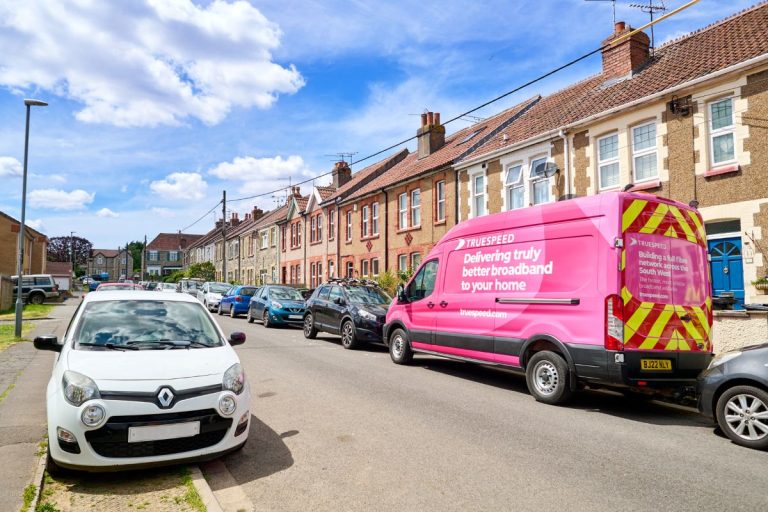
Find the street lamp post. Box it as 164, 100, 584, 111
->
15, 99, 48, 337
70, 231, 76, 286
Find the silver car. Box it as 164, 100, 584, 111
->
197, 282, 231, 312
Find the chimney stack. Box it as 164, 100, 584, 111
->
292, 186, 302, 197
417, 111, 446, 159
252, 206, 265, 220
332, 161, 352, 188
230, 212, 240, 227
601, 21, 650, 79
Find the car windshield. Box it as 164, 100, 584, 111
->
209, 283, 230, 294
345, 286, 391, 305
269, 288, 304, 301
161, 283, 176, 290
74, 300, 222, 349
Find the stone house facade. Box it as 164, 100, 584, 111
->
455, 5, 768, 307
87, 249, 133, 280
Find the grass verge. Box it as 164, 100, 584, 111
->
0, 304, 54, 321
180, 467, 207, 512
20, 483, 36, 512
0, 322, 32, 352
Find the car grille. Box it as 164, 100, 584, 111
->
85, 409, 232, 458
286, 307, 303, 314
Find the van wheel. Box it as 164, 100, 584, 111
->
715, 385, 768, 450
389, 328, 413, 365
340, 320, 358, 349
28, 293, 44, 305
525, 351, 572, 405
303, 314, 318, 339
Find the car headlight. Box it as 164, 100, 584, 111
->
223, 363, 245, 395
81, 404, 106, 427
271, 301, 283, 310
62, 371, 100, 406
358, 309, 376, 321
708, 350, 741, 370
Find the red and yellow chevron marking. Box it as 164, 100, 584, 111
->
620, 198, 712, 352
621, 198, 706, 247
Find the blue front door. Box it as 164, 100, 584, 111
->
708, 237, 745, 309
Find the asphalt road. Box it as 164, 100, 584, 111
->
214, 313, 768, 512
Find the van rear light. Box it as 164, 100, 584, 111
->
605, 294, 624, 351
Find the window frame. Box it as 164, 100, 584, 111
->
435, 180, 446, 222
261, 230, 269, 249
471, 172, 486, 218
346, 210, 352, 242
631, 122, 658, 183
709, 97, 736, 167
410, 189, 421, 227
398, 193, 408, 229
329, 210, 335, 241
362, 259, 369, 277
504, 163, 524, 211
362, 205, 370, 238
372, 202, 380, 235
597, 132, 620, 190
398, 254, 408, 272
371, 258, 379, 277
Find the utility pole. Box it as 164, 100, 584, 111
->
222, 190, 227, 283
117, 245, 121, 281
141, 235, 146, 281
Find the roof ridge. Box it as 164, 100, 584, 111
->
656, 1, 768, 50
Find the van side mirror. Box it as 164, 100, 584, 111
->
396, 284, 408, 303
34, 335, 61, 352
229, 332, 246, 346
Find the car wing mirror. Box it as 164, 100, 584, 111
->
333, 297, 345, 305
34, 335, 61, 352
396, 284, 409, 304
229, 332, 246, 346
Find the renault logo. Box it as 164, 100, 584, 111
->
157, 387, 174, 408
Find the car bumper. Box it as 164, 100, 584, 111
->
48, 382, 251, 471
268, 309, 305, 326
696, 366, 725, 419
355, 318, 385, 342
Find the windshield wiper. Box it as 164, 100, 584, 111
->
124, 340, 214, 349
77, 342, 139, 351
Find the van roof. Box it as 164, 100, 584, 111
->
437, 191, 694, 248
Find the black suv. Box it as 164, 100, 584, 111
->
303, 279, 391, 349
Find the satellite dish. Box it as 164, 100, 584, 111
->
533, 161, 559, 178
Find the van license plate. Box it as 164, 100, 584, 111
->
128, 421, 200, 443
640, 359, 672, 371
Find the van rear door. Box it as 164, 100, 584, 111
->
621, 197, 712, 361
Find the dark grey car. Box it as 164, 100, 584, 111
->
698, 343, 768, 450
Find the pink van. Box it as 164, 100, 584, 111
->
384, 191, 713, 404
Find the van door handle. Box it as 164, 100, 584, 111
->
439, 301, 448, 308
427, 302, 435, 309
680, 314, 692, 322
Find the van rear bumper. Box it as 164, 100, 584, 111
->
571, 345, 712, 388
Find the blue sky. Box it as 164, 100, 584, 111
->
0, 0, 758, 248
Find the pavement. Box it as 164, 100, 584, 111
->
0, 297, 79, 512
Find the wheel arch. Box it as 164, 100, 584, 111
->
383, 321, 407, 347
520, 335, 577, 390
711, 378, 768, 418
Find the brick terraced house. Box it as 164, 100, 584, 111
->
455, 4, 768, 308
146, 232, 202, 277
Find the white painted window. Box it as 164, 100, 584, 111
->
598, 133, 620, 189
709, 97, 735, 166
317, 214, 323, 241
411, 189, 421, 227
435, 180, 446, 222
398, 193, 408, 229
270, 227, 276, 247
399, 254, 408, 271
328, 260, 334, 279
472, 173, 486, 217
97, 255, 104, 264
345, 261, 354, 278
329, 210, 335, 240
411, 252, 422, 270
632, 122, 658, 182
346, 211, 352, 241
362, 259, 369, 276
371, 258, 379, 276
310, 216, 316, 242
505, 164, 524, 210
169, 251, 179, 262
261, 230, 268, 249
362, 205, 370, 237
529, 157, 552, 205
372, 202, 379, 235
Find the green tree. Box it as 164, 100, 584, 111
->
163, 270, 185, 283
187, 262, 215, 281
125, 240, 145, 272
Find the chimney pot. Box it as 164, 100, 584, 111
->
421, 113, 428, 127
434, 112, 440, 125
427, 112, 434, 125
615, 21, 626, 33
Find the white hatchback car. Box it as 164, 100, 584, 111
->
34, 291, 251, 473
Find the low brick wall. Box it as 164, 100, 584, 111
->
0, 274, 12, 311
712, 310, 768, 353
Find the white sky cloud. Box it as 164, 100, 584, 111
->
209, 155, 311, 180
0, 0, 305, 127
96, 207, 119, 218
29, 188, 95, 210
0, 156, 22, 177
150, 172, 207, 200
26, 218, 44, 231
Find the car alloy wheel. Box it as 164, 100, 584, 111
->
716, 385, 768, 449
303, 314, 317, 339
341, 320, 357, 349
263, 310, 270, 328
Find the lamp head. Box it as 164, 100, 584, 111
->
24, 99, 48, 107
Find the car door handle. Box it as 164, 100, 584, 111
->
427, 302, 435, 308
439, 301, 448, 308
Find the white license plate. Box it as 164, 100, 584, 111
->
288, 314, 302, 319
128, 421, 200, 443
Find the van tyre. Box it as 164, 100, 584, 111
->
715, 385, 768, 450
303, 314, 317, 339
525, 351, 572, 405
389, 328, 413, 365
340, 320, 358, 349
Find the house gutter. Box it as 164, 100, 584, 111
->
381, 188, 389, 271
455, 53, 768, 171
558, 129, 571, 199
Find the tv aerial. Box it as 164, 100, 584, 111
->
630, 1, 667, 52
325, 152, 357, 164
